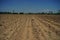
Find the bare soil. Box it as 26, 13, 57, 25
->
0, 14, 60, 40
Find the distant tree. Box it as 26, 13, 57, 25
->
13, 10, 14, 13
20, 12, 24, 14
58, 10, 60, 13
57, 10, 60, 15
37, 13, 40, 14
41, 12, 45, 14
49, 11, 53, 13
28, 13, 33, 14
49, 11, 53, 14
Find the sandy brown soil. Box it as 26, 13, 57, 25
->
0, 14, 60, 40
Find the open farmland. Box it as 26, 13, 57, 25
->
0, 14, 60, 40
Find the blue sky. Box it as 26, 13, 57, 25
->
0, 0, 60, 13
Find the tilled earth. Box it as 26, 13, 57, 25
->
0, 14, 60, 40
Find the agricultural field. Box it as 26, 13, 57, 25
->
0, 14, 60, 40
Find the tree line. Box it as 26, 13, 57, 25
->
0, 10, 60, 15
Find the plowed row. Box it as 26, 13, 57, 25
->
0, 14, 60, 40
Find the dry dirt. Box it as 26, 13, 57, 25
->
0, 14, 60, 40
